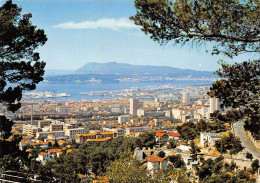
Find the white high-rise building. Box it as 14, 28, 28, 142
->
130, 98, 139, 116
182, 91, 190, 103
210, 97, 221, 113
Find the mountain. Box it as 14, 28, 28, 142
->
75, 62, 214, 77
44, 62, 216, 83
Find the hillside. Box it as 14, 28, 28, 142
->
75, 62, 214, 77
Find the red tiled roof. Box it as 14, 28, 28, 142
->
156, 130, 166, 133
38, 152, 46, 156
147, 155, 164, 162
168, 132, 181, 137
156, 133, 166, 137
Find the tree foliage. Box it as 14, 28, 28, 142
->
168, 154, 185, 168
190, 140, 200, 161
177, 120, 226, 140
251, 159, 259, 174
208, 60, 260, 139
131, 0, 259, 58
215, 132, 243, 155
167, 138, 176, 149
0, 0, 47, 112
0, 0, 47, 172
246, 152, 253, 161
136, 131, 156, 149
196, 156, 224, 181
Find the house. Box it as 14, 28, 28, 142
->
37, 152, 52, 164
75, 132, 116, 143
178, 145, 191, 151
200, 132, 222, 147
183, 156, 198, 170
147, 155, 167, 174
48, 148, 62, 158
167, 132, 181, 140
134, 148, 146, 161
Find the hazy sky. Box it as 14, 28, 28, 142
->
2, 0, 254, 71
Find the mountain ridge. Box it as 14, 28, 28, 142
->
75, 62, 214, 76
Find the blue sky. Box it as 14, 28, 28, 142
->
2, 0, 253, 71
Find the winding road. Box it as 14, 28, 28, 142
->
233, 121, 260, 160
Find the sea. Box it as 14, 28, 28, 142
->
32, 80, 214, 101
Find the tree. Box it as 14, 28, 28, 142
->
246, 152, 253, 161
215, 132, 243, 155
208, 60, 260, 139
131, 0, 259, 57
158, 150, 166, 158
0, 0, 47, 170
106, 155, 152, 183
177, 122, 198, 140
167, 138, 176, 149
168, 154, 185, 168
251, 159, 259, 174
137, 131, 156, 149
190, 140, 200, 161
0, 0, 47, 112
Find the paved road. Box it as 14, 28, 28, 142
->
233, 121, 260, 160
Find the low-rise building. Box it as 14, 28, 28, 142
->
125, 126, 151, 135
37, 152, 51, 164
65, 128, 86, 140
147, 155, 167, 174
23, 124, 38, 137
200, 132, 222, 147
36, 131, 65, 139
168, 132, 181, 140
75, 131, 116, 143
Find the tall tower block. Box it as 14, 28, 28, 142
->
210, 97, 221, 113
130, 98, 139, 116
182, 91, 190, 103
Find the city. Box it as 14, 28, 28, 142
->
1, 85, 259, 182
0, 0, 259, 182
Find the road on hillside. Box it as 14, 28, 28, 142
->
233, 121, 260, 160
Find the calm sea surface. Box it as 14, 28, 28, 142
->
34, 80, 214, 101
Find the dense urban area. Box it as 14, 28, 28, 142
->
1, 86, 259, 182
0, 0, 259, 182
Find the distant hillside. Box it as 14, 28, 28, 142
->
75, 62, 214, 77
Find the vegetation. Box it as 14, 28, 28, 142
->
168, 154, 185, 168
208, 60, 260, 139
251, 159, 259, 174
135, 131, 156, 149
158, 150, 166, 158
195, 156, 255, 182
166, 138, 176, 149
246, 152, 254, 161
105, 153, 152, 183
0, 0, 47, 112
0, 0, 47, 172
201, 173, 256, 183
131, 0, 259, 57
190, 140, 201, 161
215, 132, 244, 155
177, 119, 226, 140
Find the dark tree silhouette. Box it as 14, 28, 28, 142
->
131, 0, 259, 57
0, 0, 47, 112
0, 0, 47, 170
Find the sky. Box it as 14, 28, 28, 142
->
1, 0, 254, 71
